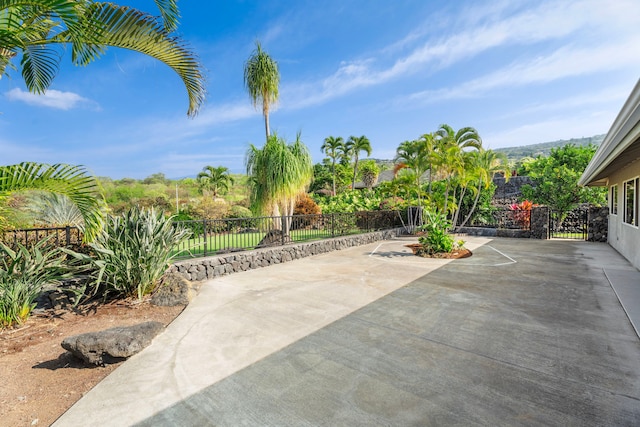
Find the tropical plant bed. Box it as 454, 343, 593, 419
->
405, 244, 472, 259
0, 300, 184, 427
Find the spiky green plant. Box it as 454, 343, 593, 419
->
245, 133, 313, 235
0, 237, 78, 327
88, 207, 191, 300
28, 193, 84, 227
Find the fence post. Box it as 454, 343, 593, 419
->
65, 226, 71, 246
281, 215, 286, 246
331, 213, 335, 238
203, 219, 208, 257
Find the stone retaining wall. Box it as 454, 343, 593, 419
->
456, 227, 531, 238
587, 206, 608, 242
169, 228, 403, 281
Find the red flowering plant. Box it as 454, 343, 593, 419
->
509, 200, 536, 230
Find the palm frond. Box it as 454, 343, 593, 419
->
153, 0, 179, 32
21, 43, 61, 93
1, 0, 205, 116
0, 162, 105, 241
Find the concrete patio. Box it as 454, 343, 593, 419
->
54, 237, 640, 426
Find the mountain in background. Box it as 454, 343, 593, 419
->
494, 134, 605, 161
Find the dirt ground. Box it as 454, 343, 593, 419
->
0, 300, 185, 427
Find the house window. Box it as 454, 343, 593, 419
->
610, 185, 618, 215
624, 179, 637, 225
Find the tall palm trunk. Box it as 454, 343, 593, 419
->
352, 155, 359, 190
331, 159, 337, 196
451, 185, 467, 229
264, 100, 271, 142
458, 180, 483, 229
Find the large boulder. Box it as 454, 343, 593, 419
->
257, 229, 291, 247
150, 272, 196, 306
61, 321, 164, 366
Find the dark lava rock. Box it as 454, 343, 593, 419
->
61, 321, 164, 366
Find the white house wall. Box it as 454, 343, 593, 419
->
608, 160, 640, 270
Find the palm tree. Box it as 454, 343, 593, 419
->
337, 141, 352, 166
456, 149, 510, 229
435, 124, 482, 151
345, 135, 371, 190
433, 124, 482, 216
244, 41, 280, 142
320, 136, 344, 196
417, 132, 436, 194
394, 138, 433, 228
0, 0, 205, 117
197, 166, 234, 199
0, 162, 105, 241
245, 133, 312, 235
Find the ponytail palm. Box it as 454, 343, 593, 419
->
0, 162, 105, 241
245, 133, 312, 233
244, 40, 279, 141
0, 0, 205, 116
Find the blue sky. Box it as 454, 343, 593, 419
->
1, 0, 639, 179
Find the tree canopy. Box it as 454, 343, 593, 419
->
245, 133, 313, 224
197, 166, 234, 198
519, 143, 606, 211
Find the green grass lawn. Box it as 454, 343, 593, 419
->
172, 228, 360, 259
550, 232, 585, 239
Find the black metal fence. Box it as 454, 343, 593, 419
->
457, 208, 531, 230
0, 211, 403, 258
172, 210, 402, 258
549, 209, 587, 240
0, 225, 83, 249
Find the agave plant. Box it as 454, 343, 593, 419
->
88, 207, 191, 300
0, 237, 80, 327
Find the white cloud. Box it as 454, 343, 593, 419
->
5, 88, 98, 110
495, 84, 632, 120
283, 0, 640, 109
406, 36, 640, 104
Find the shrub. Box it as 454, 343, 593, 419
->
229, 205, 253, 218
294, 194, 321, 215
190, 198, 230, 220
0, 237, 80, 327
510, 200, 535, 229
418, 210, 456, 254
227, 205, 256, 230
88, 207, 191, 300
